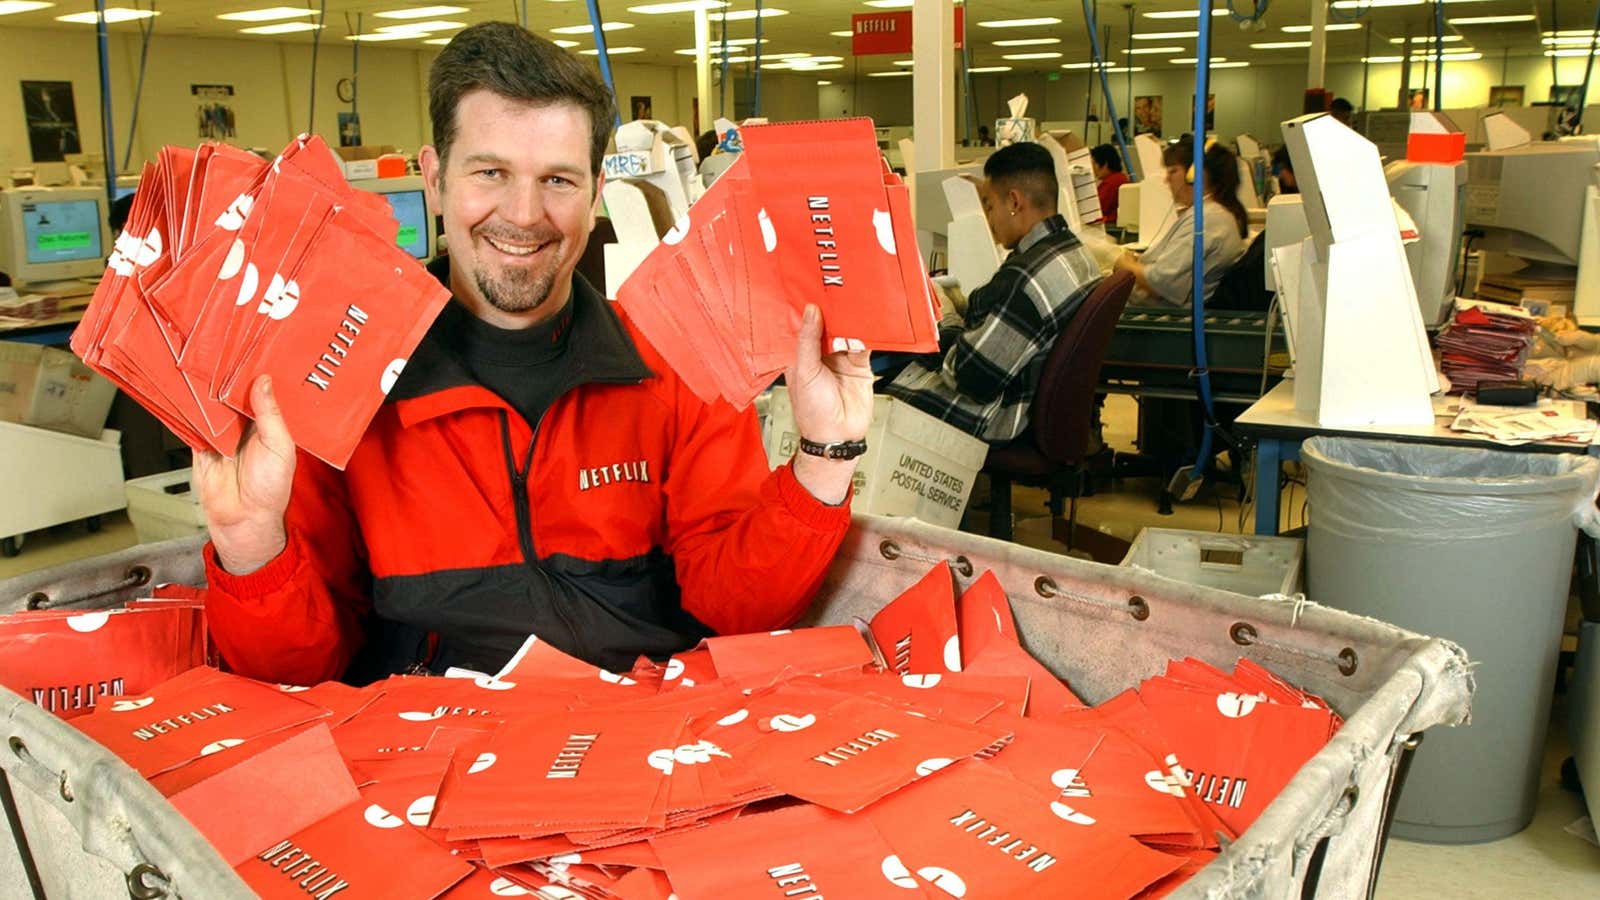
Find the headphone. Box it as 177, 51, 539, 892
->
1185, 136, 1218, 185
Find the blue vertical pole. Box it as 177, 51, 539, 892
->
1189, 0, 1217, 478
753, 0, 764, 117
1081, 0, 1136, 180
94, 0, 116, 207
584, 0, 622, 127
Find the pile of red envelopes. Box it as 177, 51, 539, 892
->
616, 118, 940, 409
70, 136, 451, 468
1436, 300, 1537, 392
65, 562, 1340, 899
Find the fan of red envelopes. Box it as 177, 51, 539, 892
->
69, 136, 451, 469
56, 562, 1341, 899
615, 117, 941, 409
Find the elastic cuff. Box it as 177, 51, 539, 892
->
775, 459, 854, 530
204, 535, 302, 600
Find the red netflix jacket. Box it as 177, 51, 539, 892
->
202, 266, 851, 685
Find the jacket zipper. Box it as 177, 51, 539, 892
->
497, 408, 588, 660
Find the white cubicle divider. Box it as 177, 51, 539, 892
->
1133, 134, 1175, 247
1281, 112, 1437, 428
1482, 111, 1533, 151
601, 180, 661, 300
1264, 194, 1310, 293
941, 175, 1002, 293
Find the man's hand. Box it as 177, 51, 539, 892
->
194, 375, 296, 575
785, 304, 873, 506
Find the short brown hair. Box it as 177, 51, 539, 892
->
428, 22, 617, 176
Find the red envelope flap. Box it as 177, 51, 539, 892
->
1231, 659, 1335, 717
956, 571, 1020, 668
862, 760, 1187, 899
869, 562, 961, 676
1135, 679, 1335, 834
652, 801, 917, 899
73, 667, 328, 777
1135, 849, 1220, 900
281, 681, 384, 728
962, 636, 1086, 716
0, 606, 208, 720
169, 723, 358, 866
148, 722, 322, 797
813, 670, 1028, 723
657, 648, 718, 692
1152, 658, 1240, 695
430, 708, 687, 832
489, 635, 664, 701
611, 866, 676, 900
236, 796, 474, 900
571, 839, 664, 870
437, 867, 541, 898
330, 676, 528, 759
702, 626, 875, 682
741, 692, 1011, 813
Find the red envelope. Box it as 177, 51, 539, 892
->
814, 669, 1028, 723
236, 794, 474, 900
956, 570, 1021, 667
741, 691, 1011, 813
863, 761, 1186, 900
71, 667, 327, 777
870, 562, 961, 675
0, 605, 208, 720
962, 636, 1087, 717
652, 802, 912, 899
701, 626, 875, 682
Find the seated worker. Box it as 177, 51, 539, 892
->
1114, 137, 1248, 307
883, 142, 1100, 443
194, 23, 871, 685
1271, 145, 1298, 195
1091, 144, 1130, 225
1329, 97, 1355, 127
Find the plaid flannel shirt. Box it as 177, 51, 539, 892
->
885, 214, 1101, 442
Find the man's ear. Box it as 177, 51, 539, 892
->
419, 145, 442, 211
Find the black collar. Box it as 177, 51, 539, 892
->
386, 255, 653, 413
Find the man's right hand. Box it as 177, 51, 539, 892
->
195, 375, 296, 575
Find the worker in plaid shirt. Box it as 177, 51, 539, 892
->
884, 142, 1101, 443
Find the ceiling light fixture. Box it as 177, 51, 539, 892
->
1250, 41, 1312, 49
1143, 9, 1227, 18
868, 70, 913, 77
628, 1, 726, 12
709, 7, 785, 20
1389, 35, 1463, 43
373, 6, 466, 18
239, 22, 322, 33
1133, 30, 1198, 39
968, 66, 1014, 73
1123, 46, 1183, 54
56, 7, 157, 22
552, 21, 633, 33
1169, 56, 1225, 63
581, 46, 644, 54
375, 20, 464, 34
1448, 14, 1536, 24
993, 37, 1060, 46
977, 17, 1062, 28
1282, 23, 1362, 32
218, 7, 317, 21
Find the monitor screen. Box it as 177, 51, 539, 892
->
113, 183, 138, 203
383, 190, 430, 260
21, 198, 104, 265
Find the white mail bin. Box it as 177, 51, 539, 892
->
124, 469, 207, 544
762, 387, 988, 529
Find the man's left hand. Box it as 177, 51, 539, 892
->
786, 304, 872, 506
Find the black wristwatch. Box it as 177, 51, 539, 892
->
798, 437, 868, 460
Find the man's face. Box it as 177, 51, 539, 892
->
978, 178, 1020, 249
419, 90, 603, 327
1164, 163, 1193, 206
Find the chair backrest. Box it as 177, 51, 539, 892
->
1030, 269, 1135, 465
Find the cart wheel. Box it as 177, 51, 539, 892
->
86, 516, 103, 533
1, 537, 19, 558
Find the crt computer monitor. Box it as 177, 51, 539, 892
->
1463, 140, 1600, 266
0, 186, 111, 290
349, 175, 436, 263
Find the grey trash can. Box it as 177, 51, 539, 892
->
1301, 436, 1600, 844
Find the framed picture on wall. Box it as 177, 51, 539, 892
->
1134, 95, 1163, 138
631, 96, 653, 121
20, 80, 82, 163
1407, 89, 1429, 111
1488, 85, 1525, 108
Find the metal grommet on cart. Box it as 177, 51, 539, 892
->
878, 540, 901, 561
1230, 622, 1258, 646
8, 736, 26, 760
1338, 647, 1359, 677
952, 556, 974, 577
24, 592, 49, 611
126, 565, 153, 588
58, 771, 73, 803
127, 863, 170, 899
1128, 595, 1150, 621
1034, 576, 1057, 598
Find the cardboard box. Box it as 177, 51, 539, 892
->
125, 468, 208, 544
0, 421, 124, 541
0, 342, 117, 439
762, 387, 987, 529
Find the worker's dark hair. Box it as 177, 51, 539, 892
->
1089, 144, 1123, 173
428, 22, 617, 179
1329, 97, 1354, 115
1271, 144, 1292, 173
1160, 136, 1248, 239
983, 142, 1058, 212
108, 192, 135, 235
695, 129, 718, 162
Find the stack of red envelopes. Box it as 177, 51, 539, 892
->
68, 563, 1341, 899
70, 136, 451, 468
616, 118, 940, 409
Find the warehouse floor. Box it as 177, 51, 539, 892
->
1, 395, 1597, 895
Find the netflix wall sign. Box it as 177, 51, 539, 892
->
850, 8, 963, 56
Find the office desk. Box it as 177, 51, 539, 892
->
1235, 379, 1598, 535
0, 291, 93, 345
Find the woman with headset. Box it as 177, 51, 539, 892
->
1113, 136, 1248, 306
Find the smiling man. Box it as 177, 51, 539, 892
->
193, 22, 873, 684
